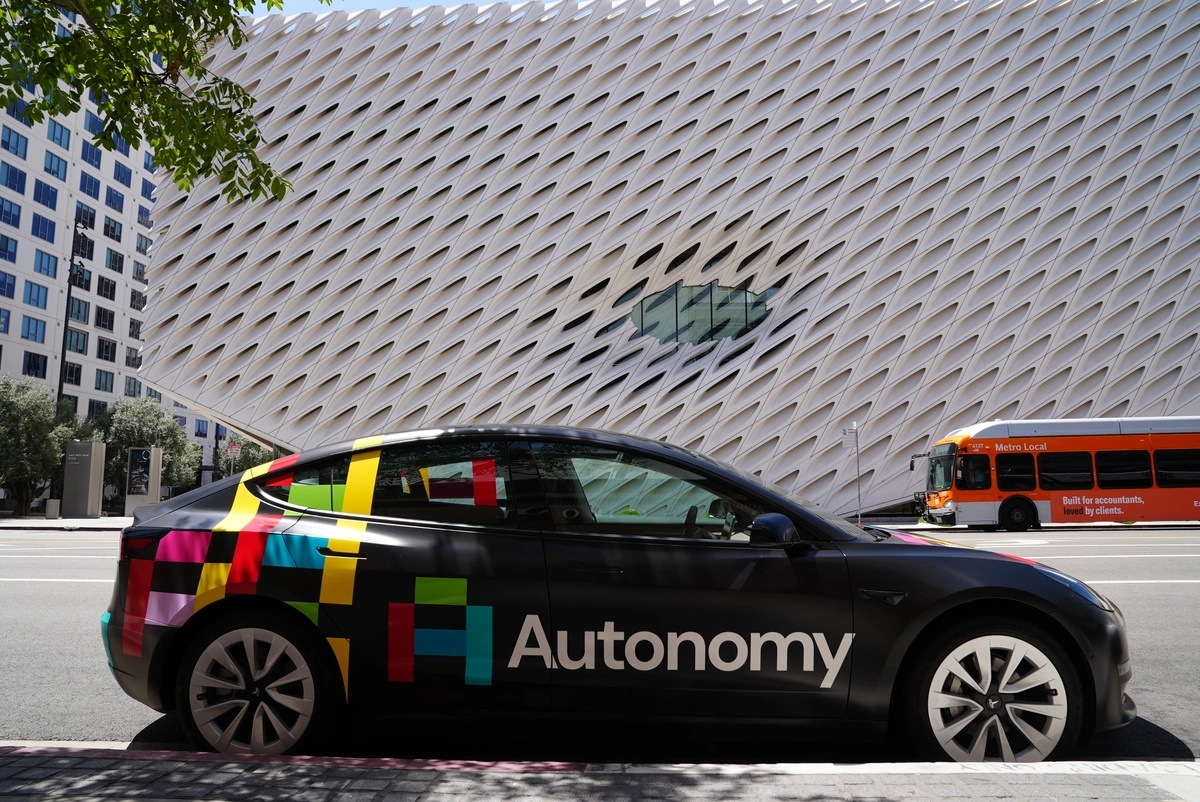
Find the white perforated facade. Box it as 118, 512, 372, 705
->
141, 0, 1200, 515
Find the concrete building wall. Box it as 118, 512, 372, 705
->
142, 0, 1200, 515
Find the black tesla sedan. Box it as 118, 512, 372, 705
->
102, 425, 1134, 761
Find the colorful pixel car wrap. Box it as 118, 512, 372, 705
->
115, 437, 505, 698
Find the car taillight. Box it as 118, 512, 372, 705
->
119, 530, 166, 561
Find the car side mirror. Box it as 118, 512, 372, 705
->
747, 513, 799, 544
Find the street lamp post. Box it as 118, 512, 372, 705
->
56, 214, 84, 406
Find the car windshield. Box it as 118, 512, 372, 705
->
663, 441, 874, 542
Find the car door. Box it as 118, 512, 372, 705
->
253, 436, 552, 716
515, 439, 855, 719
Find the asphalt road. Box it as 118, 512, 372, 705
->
0, 525, 1196, 763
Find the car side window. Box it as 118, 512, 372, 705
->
257, 441, 512, 526
370, 440, 511, 526
529, 441, 766, 540
260, 455, 352, 511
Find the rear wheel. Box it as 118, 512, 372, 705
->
176, 611, 339, 755
908, 619, 1082, 762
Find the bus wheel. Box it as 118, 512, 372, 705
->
1000, 499, 1036, 532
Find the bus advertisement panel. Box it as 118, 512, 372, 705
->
918, 417, 1200, 531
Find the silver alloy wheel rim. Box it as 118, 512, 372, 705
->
188, 627, 316, 754
927, 634, 1069, 762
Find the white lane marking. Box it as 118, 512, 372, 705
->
976, 539, 1051, 547
972, 542, 1200, 549
1084, 579, 1200, 584
0, 578, 111, 583
1032, 553, 1200, 560
0, 555, 115, 559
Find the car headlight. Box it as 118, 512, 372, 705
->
1035, 564, 1113, 611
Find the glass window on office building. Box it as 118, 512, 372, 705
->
6, 100, 30, 127
21, 315, 45, 343
1, 161, 25, 193
0, 198, 19, 228
137, 205, 151, 228
125, 346, 141, 368
33, 249, 56, 278
75, 201, 96, 229
105, 186, 124, 213
174, 415, 187, 428
95, 368, 114, 393
1, 126, 28, 158
23, 351, 47, 378
43, 152, 67, 180
98, 336, 117, 362
113, 135, 129, 157
95, 306, 114, 331
195, 420, 209, 438
135, 233, 152, 255
73, 232, 94, 262
79, 171, 99, 199
130, 288, 146, 311
0, 308, 8, 333
87, 399, 107, 418
66, 328, 87, 354
146, 387, 161, 401
0, 269, 14, 297
140, 179, 155, 201
97, 275, 116, 300
103, 216, 122, 242
124, 376, 141, 397
23, 280, 47, 309
70, 266, 91, 292
81, 140, 101, 168
105, 248, 124, 274
46, 120, 70, 150
84, 111, 103, 136
113, 162, 131, 187
30, 213, 55, 243
129, 319, 142, 340
64, 361, 81, 386
132, 261, 147, 284
32, 179, 57, 210
0, 235, 15, 263
69, 297, 88, 322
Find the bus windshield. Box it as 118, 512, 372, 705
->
927, 443, 956, 492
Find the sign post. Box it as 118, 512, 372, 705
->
842, 422, 862, 525
124, 447, 162, 516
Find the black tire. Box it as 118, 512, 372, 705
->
1000, 499, 1037, 532
906, 618, 1083, 762
176, 609, 341, 755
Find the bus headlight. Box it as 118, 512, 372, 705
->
1035, 564, 1113, 611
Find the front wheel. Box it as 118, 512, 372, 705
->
176, 611, 339, 755
1000, 499, 1037, 532
908, 619, 1082, 762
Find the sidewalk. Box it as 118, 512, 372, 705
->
2, 744, 1200, 801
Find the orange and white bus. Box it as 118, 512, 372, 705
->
917, 416, 1200, 531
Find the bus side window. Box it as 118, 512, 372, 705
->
1096, 450, 1153, 489
1037, 451, 1094, 490
996, 453, 1036, 491
956, 455, 991, 490
1154, 449, 1200, 487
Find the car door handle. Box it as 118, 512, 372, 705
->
317, 547, 366, 560
567, 560, 623, 574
